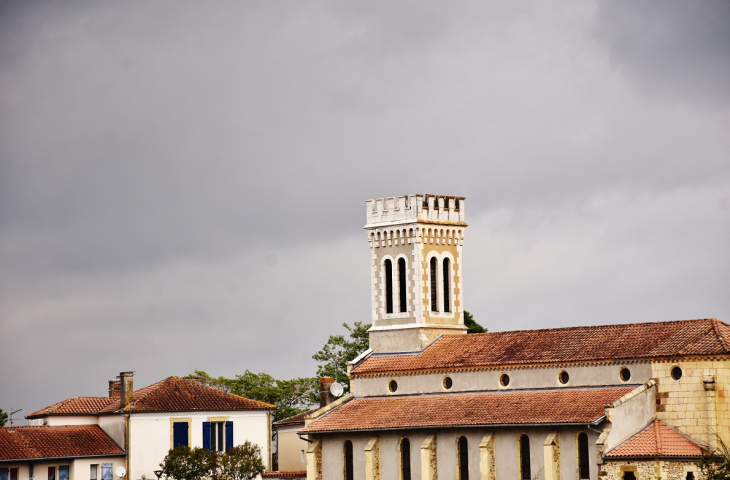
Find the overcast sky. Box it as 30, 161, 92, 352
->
1, 1, 729, 422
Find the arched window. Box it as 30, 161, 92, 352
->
519, 434, 531, 480
578, 432, 589, 479
385, 259, 393, 314
400, 438, 411, 480
457, 436, 469, 480
430, 257, 438, 312
344, 440, 354, 480
443, 258, 451, 313
398, 258, 407, 313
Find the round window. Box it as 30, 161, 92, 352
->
558, 370, 569, 385
619, 367, 631, 382
388, 379, 398, 392
442, 376, 453, 390
671, 366, 683, 381
499, 373, 510, 387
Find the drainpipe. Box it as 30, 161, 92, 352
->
704, 369, 717, 451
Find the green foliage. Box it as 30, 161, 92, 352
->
312, 321, 370, 393
0, 409, 7, 427
190, 370, 315, 423
159, 446, 217, 480
159, 443, 264, 480
464, 310, 487, 334
700, 436, 730, 480
219, 442, 266, 480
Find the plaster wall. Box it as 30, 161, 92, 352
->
128, 411, 270, 480
277, 425, 307, 471
98, 415, 125, 448
353, 362, 652, 397
605, 383, 656, 452
43, 416, 98, 426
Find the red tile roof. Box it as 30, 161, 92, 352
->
605, 420, 702, 458
262, 472, 307, 479
0, 426, 124, 461
98, 376, 274, 413
353, 319, 730, 376
27, 397, 115, 419
300, 387, 632, 433
273, 408, 319, 427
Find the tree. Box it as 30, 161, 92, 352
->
159, 443, 265, 480
464, 310, 487, 334
700, 436, 730, 480
190, 370, 316, 422
312, 321, 370, 393
159, 446, 216, 480
0, 408, 7, 427
219, 442, 266, 480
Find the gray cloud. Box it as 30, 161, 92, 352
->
1, 0, 728, 421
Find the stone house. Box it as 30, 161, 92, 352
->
298, 194, 725, 480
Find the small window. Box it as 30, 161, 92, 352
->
389, 380, 398, 393
443, 376, 453, 390
619, 367, 631, 382
398, 258, 407, 313
623, 471, 637, 480
558, 370, 569, 384
430, 257, 438, 312
400, 438, 411, 480
457, 436, 469, 480
344, 440, 354, 480
578, 432, 589, 479
443, 258, 451, 313
500, 373, 510, 387
672, 366, 683, 380
519, 434, 531, 480
90, 465, 98, 480
10, 469, 18, 480
48, 468, 56, 480
385, 259, 394, 314
686, 472, 695, 480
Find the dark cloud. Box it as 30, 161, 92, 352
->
0, 1, 728, 422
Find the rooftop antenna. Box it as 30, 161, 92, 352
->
8, 408, 22, 432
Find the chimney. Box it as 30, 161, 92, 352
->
319, 377, 335, 408
108, 379, 121, 399
119, 372, 134, 408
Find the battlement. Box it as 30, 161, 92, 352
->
365, 194, 466, 227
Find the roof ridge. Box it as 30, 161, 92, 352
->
480, 318, 715, 336
711, 319, 730, 351
654, 420, 662, 455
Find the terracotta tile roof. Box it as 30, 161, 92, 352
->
26, 397, 116, 419
353, 319, 730, 376
300, 387, 632, 433
0, 426, 124, 461
98, 376, 275, 413
261, 471, 307, 479
273, 408, 319, 427
605, 420, 702, 458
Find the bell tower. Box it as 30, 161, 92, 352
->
365, 194, 468, 353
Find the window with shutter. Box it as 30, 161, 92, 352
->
59, 466, 69, 480
101, 464, 112, 480
203, 422, 211, 450
173, 422, 189, 448
0, 468, 8, 480
225, 421, 233, 452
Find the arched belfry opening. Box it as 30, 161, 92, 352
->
365, 194, 468, 353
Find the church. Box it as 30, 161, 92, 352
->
298, 194, 728, 480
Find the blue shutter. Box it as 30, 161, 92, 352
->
101, 464, 112, 480
0, 468, 9, 480
202, 422, 211, 450
225, 421, 233, 451
59, 466, 69, 480
173, 422, 189, 448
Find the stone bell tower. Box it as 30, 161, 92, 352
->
365, 194, 468, 353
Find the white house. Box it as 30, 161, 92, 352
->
19, 372, 275, 480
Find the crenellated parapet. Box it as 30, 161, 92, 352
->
365, 194, 466, 228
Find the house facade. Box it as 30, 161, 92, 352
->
20, 373, 274, 480
298, 194, 723, 480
